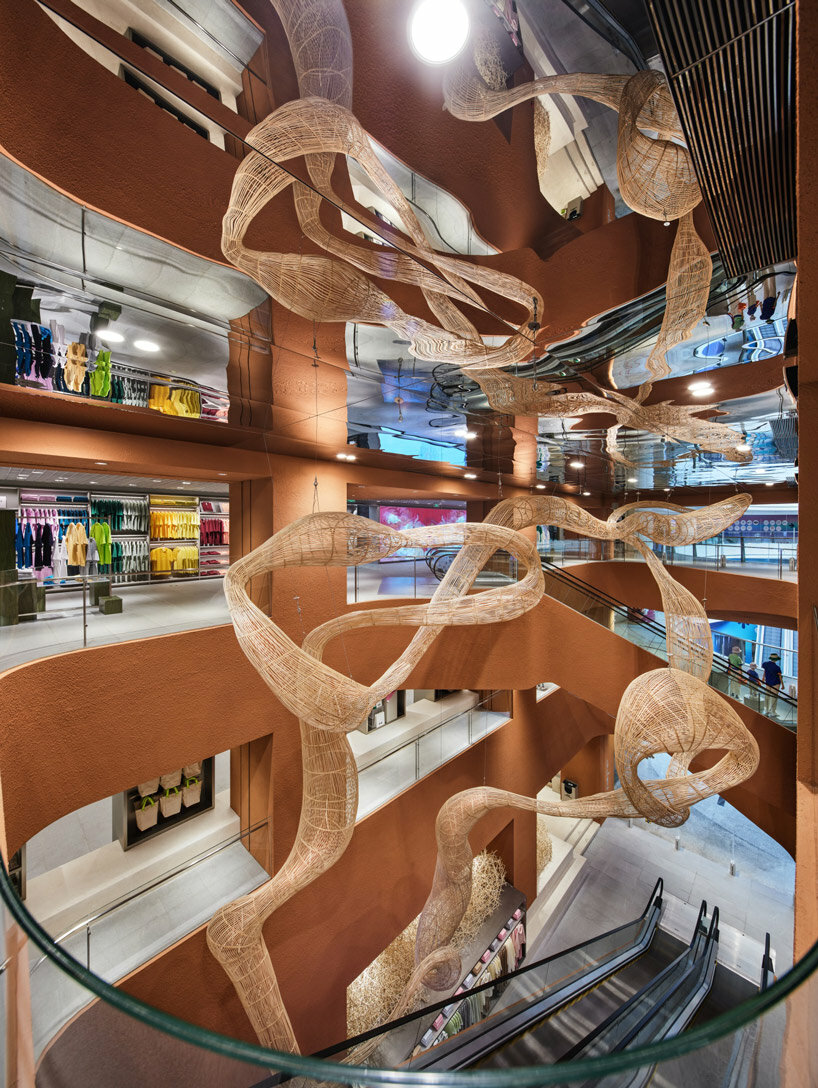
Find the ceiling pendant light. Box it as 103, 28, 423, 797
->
409, 0, 469, 65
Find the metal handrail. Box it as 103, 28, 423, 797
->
30, 815, 272, 972
315, 878, 665, 1061
539, 560, 798, 707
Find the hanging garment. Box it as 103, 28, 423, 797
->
33, 523, 44, 569
65, 521, 88, 566
53, 536, 68, 580
41, 522, 54, 568
90, 521, 112, 565
64, 343, 88, 393
89, 349, 112, 398
86, 536, 99, 576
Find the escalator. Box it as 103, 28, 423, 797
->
314, 880, 769, 1086
316, 879, 665, 1070
424, 547, 797, 725
536, 559, 797, 724
478, 902, 717, 1076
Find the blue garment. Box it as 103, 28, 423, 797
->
761, 660, 783, 686
15, 522, 25, 567
21, 523, 33, 567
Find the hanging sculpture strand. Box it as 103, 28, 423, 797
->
217, 0, 733, 465
208, 493, 756, 1053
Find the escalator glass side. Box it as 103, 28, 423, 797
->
316, 882, 663, 1071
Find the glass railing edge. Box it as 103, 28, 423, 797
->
1, 849, 817, 1085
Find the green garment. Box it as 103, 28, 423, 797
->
90, 520, 112, 565
728, 652, 743, 671
89, 349, 111, 398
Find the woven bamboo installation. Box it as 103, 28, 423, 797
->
209, 493, 752, 1051
638, 211, 713, 394
218, 2, 721, 470
471, 367, 751, 465
616, 71, 701, 223
442, 56, 716, 435
411, 668, 759, 981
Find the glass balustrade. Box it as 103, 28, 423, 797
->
356, 692, 512, 819
1, 842, 816, 1086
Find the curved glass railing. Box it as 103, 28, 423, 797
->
0, 844, 815, 1085
536, 559, 797, 727
417, 546, 796, 726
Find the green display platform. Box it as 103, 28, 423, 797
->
91, 581, 112, 606
98, 595, 123, 615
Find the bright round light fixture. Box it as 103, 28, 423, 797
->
569, 459, 585, 469
134, 339, 160, 353
409, 0, 469, 65
97, 330, 124, 344
464, 472, 477, 480
582, 490, 591, 496
736, 442, 751, 452
688, 380, 714, 396
535, 483, 546, 490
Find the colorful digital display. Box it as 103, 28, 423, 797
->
379, 505, 465, 560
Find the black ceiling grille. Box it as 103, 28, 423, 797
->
646, 0, 796, 278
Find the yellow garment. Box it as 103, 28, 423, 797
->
65, 522, 88, 566
148, 385, 173, 414
150, 509, 199, 540
64, 342, 87, 393
170, 545, 198, 572
150, 546, 173, 573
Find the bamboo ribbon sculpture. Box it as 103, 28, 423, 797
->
208, 494, 758, 1052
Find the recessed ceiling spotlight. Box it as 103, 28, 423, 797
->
582, 490, 591, 496
464, 472, 477, 479
569, 459, 585, 468
133, 339, 160, 353
95, 461, 107, 465
535, 483, 546, 490
97, 330, 124, 344
765, 481, 775, 487
628, 476, 638, 483
217, 472, 227, 476
409, 0, 469, 65
153, 479, 162, 482
736, 442, 751, 452
688, 380, 714, 396
664, 487, 672, 492
182, 480, 191, 484
455, 428, 477, 439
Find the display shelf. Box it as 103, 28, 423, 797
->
114, 757, 214, 851
375, 884, 526, 1066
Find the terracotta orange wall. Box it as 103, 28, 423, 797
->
568, 560, 797, 628
561, 734, 615, 801
0, 590, 794, 859
796, 0, 818, 961
118, 686, 611, 1053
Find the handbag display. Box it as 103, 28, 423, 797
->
159, 786, 182, 817
182, 776, 202, 808
134, 795, 158, 831
137, 777, 160, 798
159, 770, 182, 789
182, 761, 201, 778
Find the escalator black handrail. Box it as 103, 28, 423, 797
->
314, 879, 664, 1062
761, 932, 775, 992
606, 907, 720, 1056
557, 901, 713, 1063
540, 559, 798, 707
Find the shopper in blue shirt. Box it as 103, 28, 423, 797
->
761, 653, 783, 716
